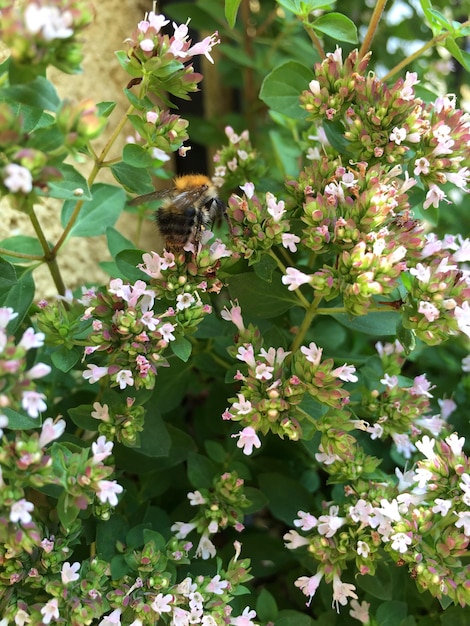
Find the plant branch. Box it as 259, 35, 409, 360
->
359, 0, 389, 59
28, 205, 67, 295
0, 248, 43, 261
290, 294, 323, 353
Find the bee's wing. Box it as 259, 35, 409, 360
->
128, 188, 172, 206
170, 186, 209, 212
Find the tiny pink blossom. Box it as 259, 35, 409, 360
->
99, 608, 122, 626
115, 369, 134, 390
206, 574, 229, 595
39, 418, 66, 447
281, 233, 301, 252
139, 38, 155, 52
240, 182, 255, 199
96, 480, 123, 506
232, 426, 261, 455
300, 342, 323, 366
332, 576, 358, 612
0, 306, 18, 329
230, 606, 258, 626
91, 402, 110, 422
232, 393, 253, 415
220, 301, 245, 331
236, 344, 256, 368
281, 267, 312, 291
295, 572, 324, 607
196, 534, 217, 559
91, 435, 114, 463
19, 327, 45, 349
83, 364, 109, 384
21, 390, 47, 418
332, 363, 358, 382
26, 362, 51, 379
266, 192, 286, 222
151, 593, 173, 615
41, 598, 60, 624
188, 490, 206, 505
293, 510, 317, 531
10, 498, 34, 524
3, 163, 33, 193
418, 301, 440, 322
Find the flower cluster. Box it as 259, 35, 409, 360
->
222, 303, 359, 452
171, 472, 251, 560
0, 307, 50, 420
90, 398, 145, 447
122, 11, 220, 100
285, 159, 425, 314
0, 102, 62, 210
300, 49, 470, 207
227, 183, 297, 264
287, 433, 470, 611
126, 108, 190, 163
402, 233, 470, 344
0, 0, 94, 74
212, 126, 264, 190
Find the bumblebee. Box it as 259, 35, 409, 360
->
129, 174, 227, 250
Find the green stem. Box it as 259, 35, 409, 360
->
0, 248, 43, 261
381, 24, 469, 81
291, 294, 322, 353
28, 205, 67, 295
316, 305, 398, 315
359, 0, 389, 59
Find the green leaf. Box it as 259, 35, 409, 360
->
225, 0, 242, 27
150, 361, 191, 414
0, 258, 18, 291
61, 183, 126, 237
0, 236, 44, 264
445, 38, 470, 71
260, 61, 314, 120
322, 120, 351, 154
57, 491, 80, 527
0, 76, 60, 112
114, 249, 148, 282
276, 0, 334, 15
253, 253, 278, 282
227, 272, 299, 318
68, 404, 98, 431
46, 163, 92, 201
311, 13, 358, 43
2, 407, 40, 430
187, 452, 217, 488
258, 472, 312, 524
376, 601, 408, 626
122, 143, 154, 168
0, 269, 35, 332
171, 336, 192, 362
97, 101, 117, 118
138, 414, 172, 458
332, 309, 400, 336
256, 588, 278, 623
51, 346, 80, 372
97, 515, 128, 560
269, 129, 301, 177
356, 564, 393, 600
274, 610, 315, 626
106, 227, 136, 256
111, 161, 154, 194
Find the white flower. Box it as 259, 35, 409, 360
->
195, 534, 216, 559
230, 606, 258, 626
176, 292, 196, 310
115, 369, 134, 390
332, 575, 358, 612
40, 598, 59, 624
151, 593, 173, 615
96, 480, 123, 506
3, 163, 33, 193
10, 499, 34, 524
83, 364, 109, 384
231, 427, 261, 455
91, 436, 114, 463
39, 418, 66, 447
61, 561, 80, 584
99, 609, 122, 626
390, 532, 412, 553
281, 267, 312, 291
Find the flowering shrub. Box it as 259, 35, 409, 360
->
0, 0, 470, 625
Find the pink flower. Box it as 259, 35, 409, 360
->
26, 363, 51, 379
295, 571, 324, 607
0, 307, 18, 328
332, 363, 358, 382
230, 607, 258, 626
186, 32, 220, 64
10, 498, 34, 524
91, 402, 110, 422
282, 267, 312, 291
423, 185, 450, 209
83, 364, 109, 384
196, 534, 217, 559
281, 233, 300, 252
240, 182, 255, 198
151, 593, 173, 615
40, 598, 60, 624
115, 369, 134, 390
3, 163, 33, 193
293, 510, 318, 531
19, 327, 45, 349
266, 192, 286, 222
232, 394, 253, 415
221, 301, 245, 331
300, 342, 323, 366
160, 323, 176, 342
455, 301, 470, 338
91, 436, 114, 463
332, 575, 358, 612
206, 574, 229, 594
99, 609, 122, 626
21, 390, 47, 418
236, 344, 256, 367
39, 418, 66, 447
232, 427, 261, 455
96, 480, 123, 506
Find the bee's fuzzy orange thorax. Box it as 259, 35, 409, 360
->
174, 174, 211, 191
